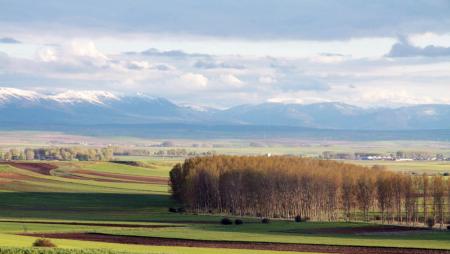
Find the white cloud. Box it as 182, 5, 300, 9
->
35, 40, 109, 67
69, 40, 107, 60
310, 53, 348, 63
259, 76, 276, 84
409, 32, 450, 48
127, 60, 151, 70
220, 74, 244, 87
36, 47, 58, 62
179, 73, 208, 89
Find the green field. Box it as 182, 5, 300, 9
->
0, 159, 449, 254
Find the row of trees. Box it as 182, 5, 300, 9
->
170, 156, 450, 227
0, 147, 114, 161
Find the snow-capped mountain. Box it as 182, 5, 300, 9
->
0, 87, 450, 131
0, 88, 119, 105
47, 90, 120, 104
0, 87, 41, 102
0, 88, 201, 125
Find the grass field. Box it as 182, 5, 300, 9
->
0, 159, 449, 254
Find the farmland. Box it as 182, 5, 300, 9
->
0, 159, 449, 254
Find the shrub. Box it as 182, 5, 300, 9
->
234, 219, 244, 225
168, 207, 178, 213
261, 218, 270, 224
294, 215, 302, 222
426, 217, 435, 229
220, 218, 233, 225
33, 238, 56, 247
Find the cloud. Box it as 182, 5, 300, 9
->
219, 74, 244, 87
0, 37, 21, 44
355, 88, 443, 105
277, 79, 330, 92
387, 37, 450, 57
311, 53, 348, 63
259, 76, 276, 84
180, 73, 208, 89
133, 48, 209, 58
153, 64, 172, 71
126, 60, 151, 70
36, 40, 111, 71
36, 47, 58, 62
69, 40, 108, 61
2, 1, 450, 40
125, 60, 173, 71
194, 60, 245, 69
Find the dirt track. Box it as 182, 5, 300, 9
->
21, 232, 450, 254
0, 162, 57, 175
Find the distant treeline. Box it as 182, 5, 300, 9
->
0, 147, 114, 161
113, 147, 216, 158
170, 156, 450, 226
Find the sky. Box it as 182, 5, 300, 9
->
0, 0, 450, 108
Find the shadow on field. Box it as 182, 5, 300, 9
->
0, 192, 173, 221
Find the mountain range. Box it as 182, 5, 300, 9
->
0, 87, 449, 134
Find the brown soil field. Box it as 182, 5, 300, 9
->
0, 162, 57, 175
0, 172, 29, 183
21, 232, 450, 254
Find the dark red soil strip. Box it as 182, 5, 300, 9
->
71, 170, 168, 184
4, 220, 179, 228
21, 232, 450, 254
0, 162, 57, 175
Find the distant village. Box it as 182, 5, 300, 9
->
321, 151, 450, 161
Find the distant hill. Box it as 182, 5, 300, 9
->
0, 87, 450, 140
